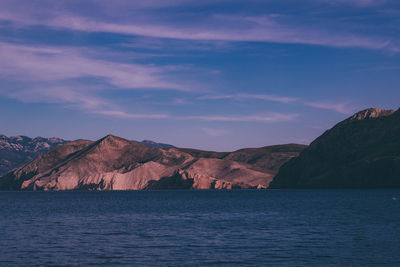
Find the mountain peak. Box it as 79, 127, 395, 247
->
101, 134, 120, 140
348, 108, 395, 122
96, 134, 137, 148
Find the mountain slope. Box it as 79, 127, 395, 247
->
0, 135, 66, 176
180, 144, 306, 173
270, 108, 400, 188
0, 135, 305, 190
140, 140, 175, 148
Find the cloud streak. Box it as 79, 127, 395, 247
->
94, 110, 169, 119
0, 42, 301, 124
183, 113, 299, 122
199, 92, 356, 114
0, 42, 187, 91
41, 16, 393, 50
0, 41, 193, 120
303, 101, 357, 114
199, 93, 297, 103
0, 4, 393, 51
0, 1, 391, 126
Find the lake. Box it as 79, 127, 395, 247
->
0, 190, 399, 266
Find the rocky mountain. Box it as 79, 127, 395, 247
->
0, 135, 305, 190
0, 134, 175, 176
140, 140, 175, 148
270, 108, 400, 188
0, 135, 66, 176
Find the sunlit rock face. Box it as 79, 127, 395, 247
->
0, 134, 305, 190
0, 135, 66, 176
270, 108, 400, 189
346, 108, 395, 122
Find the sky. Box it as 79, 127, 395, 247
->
0, 0, 399, 151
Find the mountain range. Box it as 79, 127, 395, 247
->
0, 135, 65, 176
1, 107, 399, 190
0, 135, 304, 190
0, 135, 176, 176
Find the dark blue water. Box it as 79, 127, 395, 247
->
0, 190, 399, 266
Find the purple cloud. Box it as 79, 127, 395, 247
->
183, 113, 299, 122
0, 2, 393, 51
303, 101, 357, 114
199, 93, 297, 103
0, 42, 187, 91
198, 92, 357, 115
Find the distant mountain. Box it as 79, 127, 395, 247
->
140, 140, 175, 148
0, 135, 66, 176
180, 144, 306, 174
0, 135, 305, 190
0, 136, 173, 175
270, 108, 400, 188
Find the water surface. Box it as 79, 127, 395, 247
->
0, 190, 399, 266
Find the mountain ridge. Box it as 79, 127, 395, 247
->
0, 135, 305, 190
0, 135, 66, 176
3, 107, 398, 190
270, 107, 400, 188
346, 108, 395, 122
0, 134, 177, 175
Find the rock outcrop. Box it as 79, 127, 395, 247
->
0, 135, 305, 190
270, 108, 400, 188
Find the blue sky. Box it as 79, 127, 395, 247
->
0, 0, 399, 151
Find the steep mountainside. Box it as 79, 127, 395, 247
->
0, 135, 305, 190
270, 108, 400, 188
0, 135, 66, 176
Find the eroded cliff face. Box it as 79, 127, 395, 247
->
0, 135, 305, 190
270, 108, 400, 188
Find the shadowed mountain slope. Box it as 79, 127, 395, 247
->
270, 108, 400, 188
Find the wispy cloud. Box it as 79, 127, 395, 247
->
1, 84, 173, 120
183, 113, 299, 122
0, 41, 305, 123
94, 110, 169, 119
0, 42, 187, 91
0, 3, 392, 51
0, 1, 392, 126
303, 101, 357, 114
199, 93, 297, 103
5, 86, 108, 110
0, 42, 301, 123
0, 41, 197, 120
95, 112, 299, 123
198, 92, 356, 114
44, 15, 392, 50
